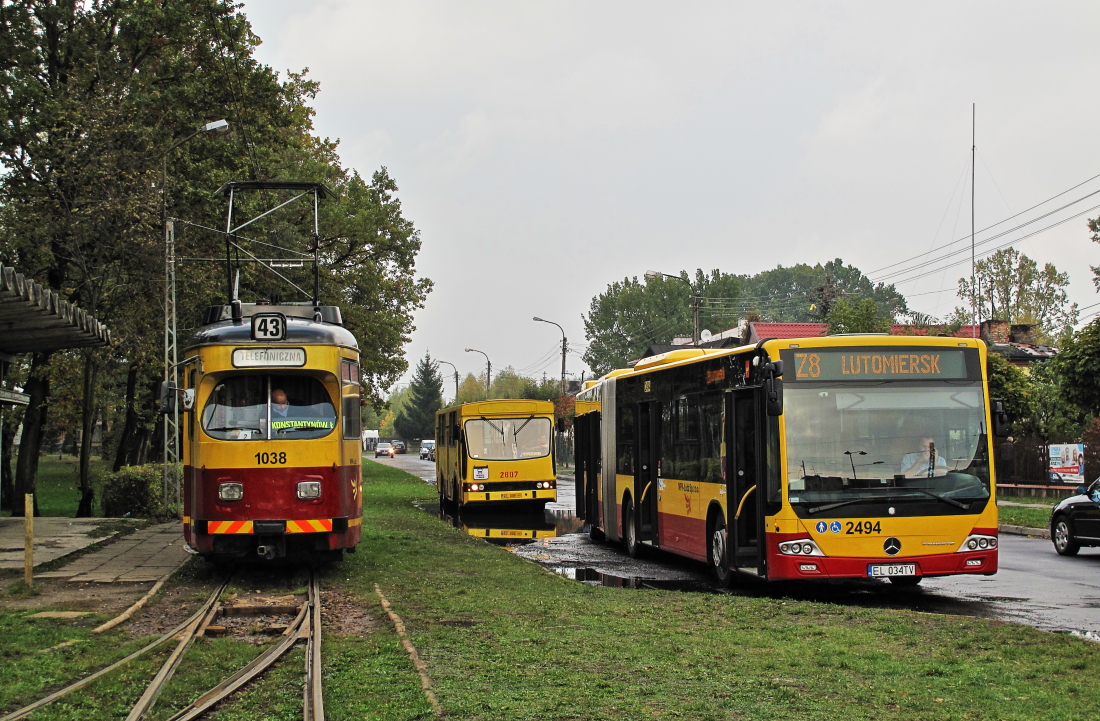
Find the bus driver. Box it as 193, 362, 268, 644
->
900, 434, 949, 478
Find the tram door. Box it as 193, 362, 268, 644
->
574, 414, 588, 520
726, 389, 762, 573
634, 402, 659, 545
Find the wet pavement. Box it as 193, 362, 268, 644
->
376, 452, 1100, 638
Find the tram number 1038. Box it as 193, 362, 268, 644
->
251, 314, 286, 341
255, 452, 287, 465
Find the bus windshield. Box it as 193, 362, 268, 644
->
202, 375, 336, 440
465, 417, 552, 461
783, 383, 990, 513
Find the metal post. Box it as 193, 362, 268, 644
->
163, 219, 180, 512
23, 494, 33, 587
438, 361, 459, 403
560, 335, 567, 397
692, 292, 700, 346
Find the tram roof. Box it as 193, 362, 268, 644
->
185, 314, 358, 351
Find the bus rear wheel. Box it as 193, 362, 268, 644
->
624, 498, 642, 558
709, 517, 732, 588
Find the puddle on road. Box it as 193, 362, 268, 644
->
416, 502, 584, 547
553, 566, 712, 592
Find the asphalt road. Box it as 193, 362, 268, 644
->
369, 451, 1100, 638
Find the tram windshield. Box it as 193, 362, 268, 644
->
783, 383, 990, 512
202, 375, 336, 440
465, 417, 552, 460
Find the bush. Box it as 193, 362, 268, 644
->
100, 464, 170, 518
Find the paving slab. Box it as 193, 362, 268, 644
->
66, 522, 187, 583
0, 517, 140, 569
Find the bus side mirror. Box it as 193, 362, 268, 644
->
991, 398, 1009, 437
159, 381, 174, 414
765, 360, 784, 416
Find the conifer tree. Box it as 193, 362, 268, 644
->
394, 352, 444, 441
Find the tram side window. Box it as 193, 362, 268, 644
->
201, 375, 336, 440
617, 407, 635, 475
340, 360, 361, 440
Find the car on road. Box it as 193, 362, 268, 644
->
419, 439, 436, 460
1050, 477, 1100, 556
391, 439, 407, 454
375, 442, 395, 458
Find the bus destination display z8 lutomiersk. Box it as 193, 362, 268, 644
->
573, 335, 1005, 586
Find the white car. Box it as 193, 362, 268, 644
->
420, 440, 436, 460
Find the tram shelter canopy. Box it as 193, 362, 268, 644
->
0, 265, 112, 405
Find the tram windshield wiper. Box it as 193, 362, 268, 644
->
206, 426, 263, 433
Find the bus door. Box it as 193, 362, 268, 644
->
727, 389, 762, 573
575, 413, 598, 521
634, 402, 659, 545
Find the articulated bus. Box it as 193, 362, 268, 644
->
574, 335, 1007, 586
436, 400, 558, 509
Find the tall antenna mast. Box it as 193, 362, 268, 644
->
971, 103, 977, 338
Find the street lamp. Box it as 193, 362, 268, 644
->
645, 269, 700, 346
437, 360, 459, 402
163, 119, 230, 511
464, 348, 491, 396
533, 317, 567, 397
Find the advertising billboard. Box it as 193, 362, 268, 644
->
1048, 443, 1085, 483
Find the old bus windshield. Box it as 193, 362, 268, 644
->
783, 383, 990, 515
202, 375, 336, 440
465, 417, 552, 461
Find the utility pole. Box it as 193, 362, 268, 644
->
465, 348, 491, 396
971, 103, 977, 338
438, 360, 459, 403
533, 317, 567, 395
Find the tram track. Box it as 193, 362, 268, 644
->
2, 569, 326, 721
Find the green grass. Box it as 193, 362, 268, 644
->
997, 505, 1051, 529
999, 494, 1061, 506
3, 460, 1099, 720
2, 455, 108, 517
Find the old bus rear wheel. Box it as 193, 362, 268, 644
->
710, 518, 732, 588
624, 498, 642, 558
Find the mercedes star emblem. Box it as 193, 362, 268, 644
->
883, 537, 902, 556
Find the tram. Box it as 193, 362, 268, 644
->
172, 301, 363, 562
435, 400, 558, 509
574, 335, 1007, 586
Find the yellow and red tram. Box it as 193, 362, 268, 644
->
178, 302, 362, 562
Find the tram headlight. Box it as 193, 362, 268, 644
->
218, 483, 243, 501
297, 481, 322, 499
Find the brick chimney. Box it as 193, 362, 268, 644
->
1009, 324, 1038, 345
980, 319, 1009, 344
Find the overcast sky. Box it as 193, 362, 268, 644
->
241, 1, 1100, 395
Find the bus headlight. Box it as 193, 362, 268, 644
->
218, 483, 243, 501
778, 539, 823, 556
297, 481, 322, 499
958, 534, 997, 552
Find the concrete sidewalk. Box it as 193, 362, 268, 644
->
49, 522, 188, 583
0, 516, 130, 569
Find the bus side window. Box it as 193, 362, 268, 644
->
617, 406, 635, 475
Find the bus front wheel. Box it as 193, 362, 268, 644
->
709, 517, 733, 588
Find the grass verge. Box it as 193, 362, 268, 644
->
2, 455, 108, 517
2, 460, 1097, 720
998, 505, 1051, 529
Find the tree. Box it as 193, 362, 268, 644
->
455, 373, 487, 405
0, 1, 432, 514
582, 261, 904, 375
393, 352, 443, 441
956, 249, 1078, 344
1051, 319, 1100, 415
986, 353, 1033, 434
825, 298, 891, 334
